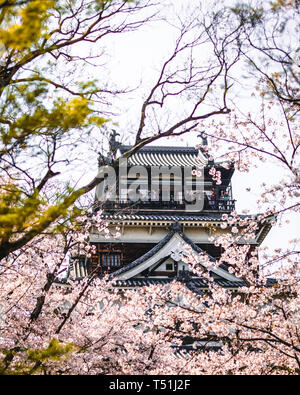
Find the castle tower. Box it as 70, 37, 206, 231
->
71, 136, 274, 293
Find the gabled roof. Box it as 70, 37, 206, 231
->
110, 222, 239, 282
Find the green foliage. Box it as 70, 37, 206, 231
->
0, 180, 87, 252
0, 0, 115, 257
0, 0, 55, 50
27, 338, 74, 363
0, 339, 75, 374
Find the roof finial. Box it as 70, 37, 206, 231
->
109, 129, 121, 155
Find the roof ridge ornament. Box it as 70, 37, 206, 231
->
171, 221, 182, 233
170, 245, 187, 262
109, 129, 121, 156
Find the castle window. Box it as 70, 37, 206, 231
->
101, 253, 122, 268
166, 263, 173, 271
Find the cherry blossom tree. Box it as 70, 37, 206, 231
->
0, 191, 299, 375
0, 206, 179, 375
0, 0, 299, 376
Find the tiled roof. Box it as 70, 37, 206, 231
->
112, 277, 277, 289
109, 223, 185, 278
109, 222, 221, 279
118, 145, 208, 167
119, 145, 205, 155
113, 278, 243, 288
54, 276, 277, 292
101, 212, 230, 222
108, 222, 277, 286
113, 278, 240, 291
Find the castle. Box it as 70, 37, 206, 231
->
69, 133, 275, 293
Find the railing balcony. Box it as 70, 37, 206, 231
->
102, 198, 235, 212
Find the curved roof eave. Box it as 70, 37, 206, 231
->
109, 222, 238, 282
